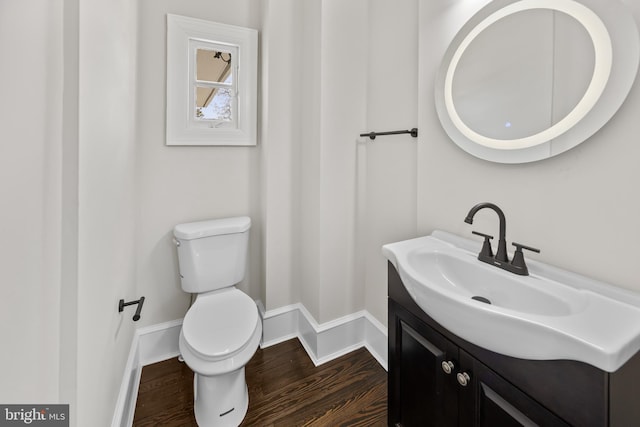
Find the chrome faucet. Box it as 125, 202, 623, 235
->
464, 202, 540, 276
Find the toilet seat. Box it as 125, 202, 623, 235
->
182, 288, 259, 362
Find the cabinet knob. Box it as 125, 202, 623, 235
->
441, 360, 455, 374
456, 372, 471, 387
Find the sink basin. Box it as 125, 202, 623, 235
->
408, 250, 588, 317
383, 230, 640, 372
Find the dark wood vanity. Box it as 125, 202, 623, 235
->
388, 263, 640, 426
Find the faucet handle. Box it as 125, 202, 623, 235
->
511, 242, 540, 275
472, 231, 494, 258
512, 242, 540, 254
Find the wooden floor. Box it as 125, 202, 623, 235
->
133, 339, 387, 426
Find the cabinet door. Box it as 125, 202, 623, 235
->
458, 351, 570, 427
389, 302, 459, 427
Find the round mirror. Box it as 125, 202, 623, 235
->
435, 0, 639, 164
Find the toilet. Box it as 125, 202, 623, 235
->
173, 216, 261, 427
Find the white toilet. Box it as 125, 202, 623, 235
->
173, 216, 262, 427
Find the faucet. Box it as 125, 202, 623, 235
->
464, 202, 540, 276
465, 202, 508, 262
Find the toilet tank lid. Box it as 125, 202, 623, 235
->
173, 216, 251, 240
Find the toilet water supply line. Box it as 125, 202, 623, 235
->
118, 296, 145, 321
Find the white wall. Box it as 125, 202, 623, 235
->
417, 1, 640, 292
76, 0, 138, 425
261, 0, 640, 332
12, 1, 640, 423
261, 0, 300, 311
315, 0, 368, 323
0, 0, 418, 423
296, 0, 323, 321
135, 0, 263, 327
60, 0, 80, 418
261, 0, 419, 327
125, 0, 419, 345
362, 0, 419, 326
0, 2, 137, 425
264, 0, 371, 323
0, 0, 64, 403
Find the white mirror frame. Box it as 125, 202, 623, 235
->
435, 0, 639, 164
166, 15, 258, 146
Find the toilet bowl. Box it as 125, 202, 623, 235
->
179, 288, 262, 426
173, 217, 261, 427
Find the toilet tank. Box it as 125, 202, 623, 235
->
173, 216, 251, 293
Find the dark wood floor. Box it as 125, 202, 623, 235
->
133, 339, 387, 426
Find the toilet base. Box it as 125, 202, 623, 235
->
193, 367, 249, 427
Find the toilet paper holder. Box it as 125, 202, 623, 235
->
119, 296, 145, 321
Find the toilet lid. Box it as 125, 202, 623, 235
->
182, 289, 259, 359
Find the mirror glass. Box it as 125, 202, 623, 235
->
453, 10, 593, 140
435, 0, 639, 163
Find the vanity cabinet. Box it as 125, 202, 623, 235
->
391, 302, 567, 427
388, 263, 640, 427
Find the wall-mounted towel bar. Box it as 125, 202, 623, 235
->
360, 128, 418, 140
119, 296, 145, 321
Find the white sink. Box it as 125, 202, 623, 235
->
383, 230, 640, 372
408, 250, 588, 317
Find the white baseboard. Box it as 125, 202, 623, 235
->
258, 302, 388, 370
110, 319, 183, 427
137, 319, 183, 365
111, 332, 140, 427
111, 304, 387, 427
